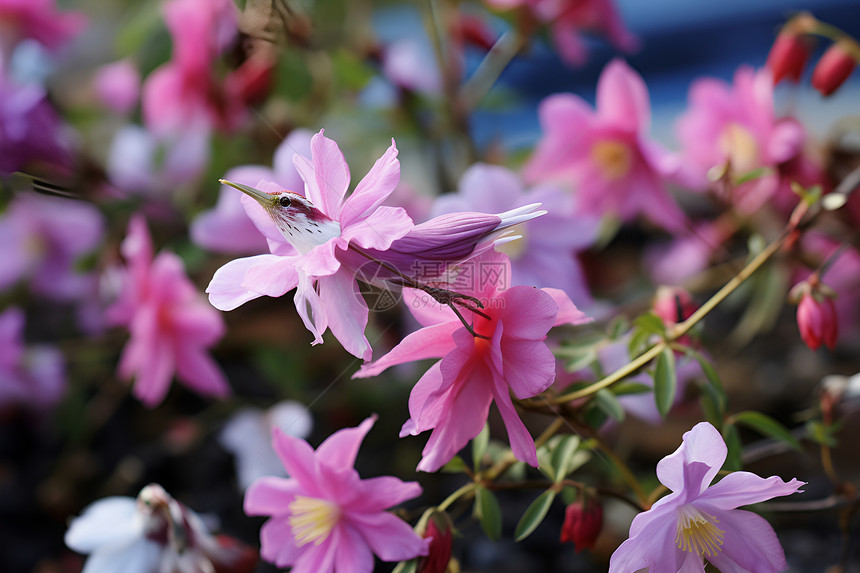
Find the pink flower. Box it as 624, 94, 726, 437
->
433, 163, 598, 304
609, 422, 804, 573
486, 0, 636, 66
355, 250, 590, 472
0, 0, 85, 56
796, 291, 838, 351
677, 66, 826, 214
106, 215, 229, 407
94, 59, 140, 114
560, 497, 603, 552
244, 416, 429, 572
523, 59, 686, 231
191, 128, 313, 254
0, 307, 65, 411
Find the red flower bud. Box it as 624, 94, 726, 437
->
560, 498, 603, 552
653, 286, 697, 327
418, 512, 453, 573
797, 292, 838, 350
812, 41, 857, 96
767, 30, 811, 84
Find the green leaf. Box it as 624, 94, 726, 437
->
441, 456, 468, 474
596, 388, 625, 422
472, 424, 490, 470
608, 316, 630, 340
391, 559, 418, 573
732, 411, 801, 451
628, 328, 653, 356
550, 435, 581, 482
734, 167, 772, 185
805, 420, 839, 447
612, 381, 652, 396
633, 312, 667, 336
563, 348, 598, 373
653, 348, 677, 417
722, 424, 743, 471
514, 490, 557, 541
474, 486, 503, 541
694, 354, 725, 395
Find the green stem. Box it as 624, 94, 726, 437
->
438, 483, 476, 512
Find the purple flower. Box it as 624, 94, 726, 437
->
191, 128, 313, 254
106, 215, 229, 407
355, 250, 590, 472
244, 415, 429, 572
94, 59, 140, 115
0, 192, 103, 301
433, 163, 598, 304
609, 421, 804, 573
523, 59, 686, 231
0, 307, 65, 411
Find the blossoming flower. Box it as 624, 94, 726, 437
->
65, 483, 255, 573
0, 306, 65, 412
609, 421, 804, 573
433, 162, 598, 304
106, 215, 229, 406
0, 0, 85, 57
523, 59, 686, 231
355, 250, 590, 471
244, 415, 429, 572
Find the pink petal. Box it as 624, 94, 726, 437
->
296, 240, 341, 278
490, 371, 539, 466
340, 206, 413, 251
191, 184, 270, 254
259, 517, 301, 567
207, 255, 271, 310
596, 59, 651, 133
498, 339, 556, 399
455, 163, 523, 213
292, 530, 337, 573
353, 321, 459, 378
767, 119, 804, 163
348, 511, 429, 562
242, 254, 300, 298
316, 416, 376, 472
271, 428, 322, 496
293, 273, 327, 345
704, 508, 788, 573
173, 344, 230, 399
523, 94, 593, 183
608, 503, 684, 573
551, 21, 587, 67
244, 477, 301, 516
340, 140, 400, 228
656, 421, 726, 495
131, 335, 175, 407
541, 287, 591, 326
333, 523, 375, 573
698, 473, 804, 510
347, 476, 423, 513
496, 286, 558, 339
293, 130, 350, 219
317, 272, 371, 360
273, 128, 313, 191
403, 288, 458, 327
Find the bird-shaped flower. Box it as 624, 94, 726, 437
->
207, 129, 544, 361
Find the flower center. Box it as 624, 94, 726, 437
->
591, 140, 632, 180
494, 223, 527, 260
288, 495, 341, 547
675, 504, 724, 557
719, 123, 759, 175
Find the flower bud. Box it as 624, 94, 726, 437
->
812, 41, 858, 96
767, 30, 811, 84
653, 286, 697, 327
797, 292, 838, 350
560, 497, 603, 552
418, 512, 453, 573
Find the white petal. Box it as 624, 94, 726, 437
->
65, 497, 141, 552
82, 538, 161, 573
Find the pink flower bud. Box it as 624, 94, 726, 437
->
418, 512, 453, 573
560, 498, 603, 552
797, 292, 838, 350
767, 30, 811, 84
812, 41, 857, 96
653, 286, 697, 327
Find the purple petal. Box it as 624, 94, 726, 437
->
244, 477, 301, 516
348, 511, 429, 562
656, 422, 726, 495
704, 508, 788, 573
316, 416, 376, 472
608, 502, 686, 573
340, 140, 400, 228
341, 206, 413, 251
353, 321, 459, 378
699, 473, 804, 510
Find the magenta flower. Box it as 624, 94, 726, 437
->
796, 291, 838, 351
0, 192, 103, 301
433, 163, 598, 304
0, 307, 65, 411
355, 250, 590, 472
0, 0, 85, 56
94, 59, 140, 115
609, 421, 804, 573
106, 215, 229, 407
244, 415, 429, 572
523, 59, 686, 231
677, 66, 825, 214
485, 0, 636, 66
191, 128, 313, 254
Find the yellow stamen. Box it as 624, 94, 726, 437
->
719, 123, 759, 174
495, 223, 527, 260
591, 140, 632, 180
675, 504, 725, 557
288, 495, 340, 547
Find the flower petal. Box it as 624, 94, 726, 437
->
79, 537, 162, 573
704, 508, 788, 573
206, 256, 272, 310
348, 511, 429, 562
291, 529, 337, 573
353, 321, 459, 378
347, 476, 423, 513
596, 59, 651, 132
244, 477, 301, 516
259, 517, 301, 567
270, 428, 322, 495
316, 416, 376, 472
656, 421, 726, 495
340, 140, 400, 228
173, 344, 230, 399
65, 497, 140, 552
541, 287, 591, 326
242, 254, 301, 298
316, 271, 371, 360
333, 523, 375, 573
490, 370, 539, 467
341, 206, 413, 251
699, 473, 804, 510
293, 272, 327, 345
293, 130, 349, 219
608, 502, 685, 573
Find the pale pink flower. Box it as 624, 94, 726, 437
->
433, 163, 598, 304
66, 483, 254, 573
106, 215, 229, 407
523, 59, 686, 231
355, 250, 590, 472
244, 415, 429, 572
0, 307, 65, 411
485, 0, 636, 66
609, 422, 804, 573
94, 59, 140, 114
677, 66, 826, 214
382, 38, 442, 95
191, 128, 313, 254
0, 0, 85, 57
